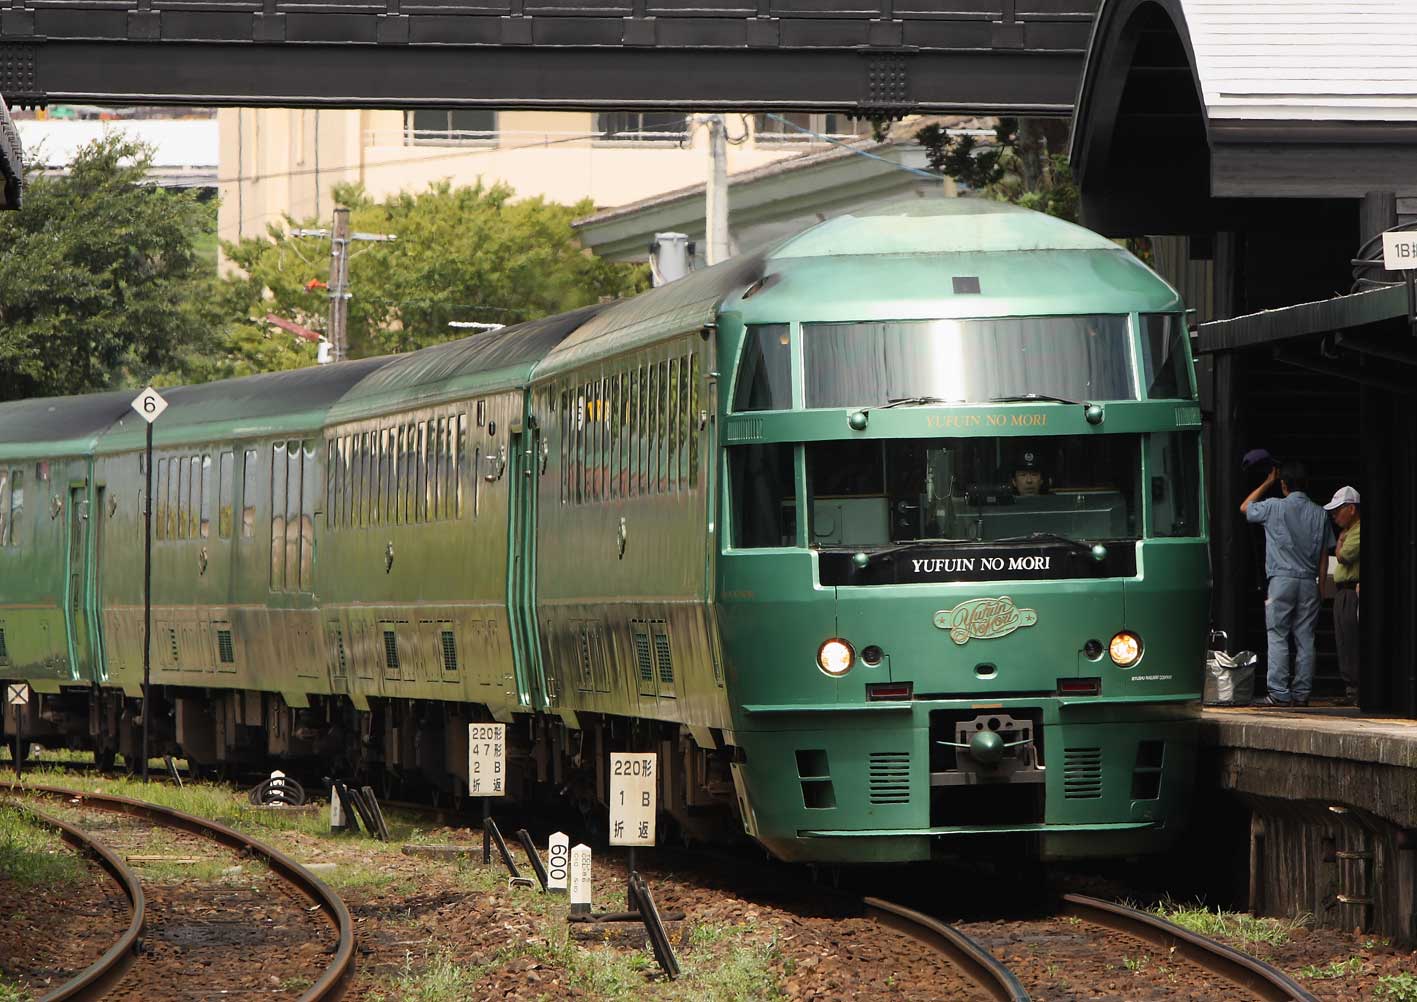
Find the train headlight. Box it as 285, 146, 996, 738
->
1108, 631, 1142, 667
817, 638, 855, 677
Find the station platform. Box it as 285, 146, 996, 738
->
1198, 705, 1417, 943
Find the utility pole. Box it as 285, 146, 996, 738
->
294, 209, 395, 363
328, 206, 351, 363
702, 115, 730, 266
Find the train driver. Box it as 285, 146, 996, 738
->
1009, 450, 1048, 497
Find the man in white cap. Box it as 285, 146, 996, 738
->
1323, 486, 1361, 704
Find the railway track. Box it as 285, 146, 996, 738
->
4, 783, 354, 1002
865, 894, 1318, 1002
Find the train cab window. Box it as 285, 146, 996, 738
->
241, 449, 258, 539
803, 316, 1134, 408
1149, 431, 1201, 537
218, 451, 233, 538
806, 435, 1140, 546
1141, 314, 1195, 399
733, 324, 791, 412
728, 443, 796, 548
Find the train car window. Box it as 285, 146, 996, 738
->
668, 357, 680, 492
7, 470, 21, 548
241, 449, 258, 539
626, 368, 640, 498
271, 443, 287, 589
679, 354, 691, 489
603, 376, 614, 501
733, 324, 791, 412
286, 442, 302, 590
688, 353, 701, 489
406, 424, 417, 523
200, 455, 214, 539
456, 415, 467, 518
434, 416, 447, 519
618, 373, 632, 497
558, 389, 569, 504
154, 460, 166, 540
355, 433, 367, 528
300, 443, 317, 592
326, 441, 336, 530
575, 388, 586, 505
189, 456, 201, 538
219, 451, 234, 539
417, 422, 429, 523
587, 380, 599, 503
0, 468, 10, 546
803, 316, 1134, 408
1149, 432, 1201, 537
473, 444, 481, 518
393, 426, 405, 525
1141, 314, 1194, 399
648, 365, 657, 498
662, 359, 673, 492
177, 456, 191, 541
728, 444, 795, 547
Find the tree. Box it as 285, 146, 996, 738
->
917, 117, 1079, 222
224, 180, 650, 358
0, 135, 218, 401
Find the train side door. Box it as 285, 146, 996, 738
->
505, 410, 549, 709
64, 482, 92, 681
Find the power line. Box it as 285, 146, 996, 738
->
762, 113, 944, 181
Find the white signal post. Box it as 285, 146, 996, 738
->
7, 682, 29, 780
546, 831, 570, 893
569, 844, 592, 915
609, 751, 657, 896
130, 386, 168, 784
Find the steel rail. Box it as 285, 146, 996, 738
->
10, 783, 355, 1002
2, 799, 147, 1002
863, 897, 1031, 1002
1061, 893, 1319, 1002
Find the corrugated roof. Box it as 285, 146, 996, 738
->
1181, 0, 1417, 122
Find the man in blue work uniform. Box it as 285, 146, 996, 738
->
1240, 461, 1335, 706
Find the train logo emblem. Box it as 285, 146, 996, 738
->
934, 596, 1038, 645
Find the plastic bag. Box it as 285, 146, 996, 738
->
1203, 649, 1258, 706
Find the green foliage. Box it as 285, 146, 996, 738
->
0, 135, 219, 401
1377, 973, 1417, 1002
1298, 958, 1364, 979
1152, 899, 1306, 950
222, 180, 650, 358
917, 117, 1079, 223
0, 804, 83, 886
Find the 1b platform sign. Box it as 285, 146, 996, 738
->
467, 723, 505, 797
609, 752, 656, 846
1382, 232, 1417, 270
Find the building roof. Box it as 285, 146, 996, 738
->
573, 137, 940, 263
1070, 0, 1417, 228
17, 119, 218, 188
0, 96, 21, 210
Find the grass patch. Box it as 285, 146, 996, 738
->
372, 948, 487, 1002
675, 936, 784, 1002
0, 804, 84, 886
1153, 899, 1306, 950
1299, 958, 1365, 980
0, 975, 28, 1002
1377, 973, 1417, 1002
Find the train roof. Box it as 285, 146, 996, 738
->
326, 304, 604, 424
722, 195, 1181, 322
93, 356, 396, 454
769, 197, 1120, 259
534, 253, 767, 379
0, 389, 135, 461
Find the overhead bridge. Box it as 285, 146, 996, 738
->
0, 2, 1095, 113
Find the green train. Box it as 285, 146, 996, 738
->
0, 198, 1207, 863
